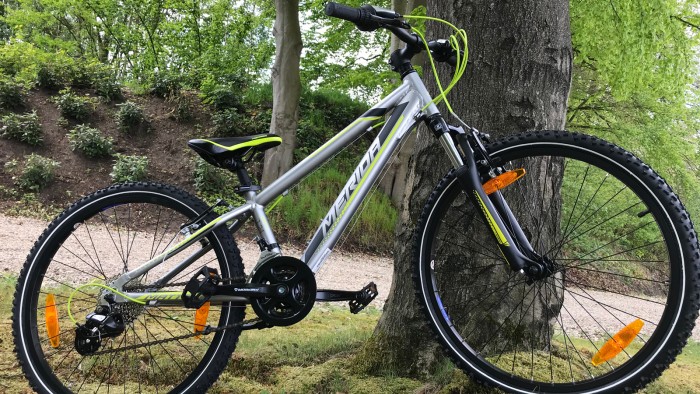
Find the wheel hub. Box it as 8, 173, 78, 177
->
525, 256, 559, 282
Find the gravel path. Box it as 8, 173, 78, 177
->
1, 213, 697, 343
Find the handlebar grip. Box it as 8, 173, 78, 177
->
326, 2, 380, 31
325, 2, 360, 22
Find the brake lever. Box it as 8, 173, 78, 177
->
370, 14, 410, 29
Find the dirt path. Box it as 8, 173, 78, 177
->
1, 213, 698, 343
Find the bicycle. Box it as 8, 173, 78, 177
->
12, 3, 700, 393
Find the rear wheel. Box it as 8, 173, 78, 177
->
414, 131, 699, 393
13, 182, 245, 393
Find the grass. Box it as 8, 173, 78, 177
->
1, 276, 700, 393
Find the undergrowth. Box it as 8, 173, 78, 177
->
268, 165, 397, 253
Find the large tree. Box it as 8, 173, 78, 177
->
358, 0, 572, 375
261, 0, 302, 186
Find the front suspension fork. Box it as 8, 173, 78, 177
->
429, 115, 539, 272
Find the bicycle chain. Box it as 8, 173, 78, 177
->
90, 317, 262, 356
90, 274, 258, 356
121, 274, 248, 291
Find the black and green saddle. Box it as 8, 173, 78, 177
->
188, 134, 282, 167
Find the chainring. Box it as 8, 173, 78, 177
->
250, 256, 316, 326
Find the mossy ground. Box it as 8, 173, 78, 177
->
0, 276, 699, 393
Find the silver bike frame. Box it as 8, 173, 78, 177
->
116, 72, 464, 303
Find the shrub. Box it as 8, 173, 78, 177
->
94, 76, 123, 101
193, 158, 228, 194
211, 109, 244, 136
67, 125, 113, 158
0, 78, 27, 110
1, 111, 42, 146
115, 101, 148, 132
201, 84, 240, 111
53, 89, 93, 121
16, 154, 60, 191
111, 154, 148, 182
241, 83, 273, 107
37, 55, 76, 90
87, 61, 123, 100
0, 41, 46, 85
149, 71, 179, 98
169, 94, 195, 123
192, 158, 246, 207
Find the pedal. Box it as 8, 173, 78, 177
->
316, 282, 378, 314
349, 282, 378, 314
182, 267, 221, 309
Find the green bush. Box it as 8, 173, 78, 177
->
16, 154, 59, 191
67, 125, 113, 157
149, 71, 180, 98
201, 84, 240, 111
211, 109, 244, 136
111, 154, 148, 182
1, 111, 42, 146
115, 101, 148, 132
241, 83, 273, 107
93, 74, 123, 101
168, 94, 195, 123
193, 158, 228, 194
53, 89, 94, 121
192, 158, 246, 207
0, 78, 27, 110
0, 41, 46, 85
37, 55, 76, 90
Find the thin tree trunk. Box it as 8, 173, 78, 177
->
358, 0, 572, 377
261, 0, 302, 186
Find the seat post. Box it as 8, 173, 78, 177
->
224, 158, 261, 195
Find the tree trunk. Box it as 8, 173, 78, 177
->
378, 0, 425, 207
358, 0, 572, 377
261, 0, 302, 186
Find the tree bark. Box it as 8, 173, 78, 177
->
358, 0, 572, 377
261, 0, 302, 186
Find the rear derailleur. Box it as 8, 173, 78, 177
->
75, 302, 126, 356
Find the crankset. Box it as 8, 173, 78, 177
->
249, 256, 316, 326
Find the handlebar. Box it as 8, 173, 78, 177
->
325, 2, 459, 68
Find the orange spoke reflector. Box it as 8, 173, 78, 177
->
194, 301, 210, 338
45, 293, 60, 348
591, 319, 644, 366
482, 168, 526, 195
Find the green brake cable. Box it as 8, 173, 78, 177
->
403, 15, 469, 115
67, 281, 146, 325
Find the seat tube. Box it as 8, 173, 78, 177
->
246, 191, 280, 254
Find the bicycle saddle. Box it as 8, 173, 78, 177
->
188, 134, 282, 167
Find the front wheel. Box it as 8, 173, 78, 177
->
13, 182, 245, 393
414, 131, 699, 393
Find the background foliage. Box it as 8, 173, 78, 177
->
0, 0, 698, 244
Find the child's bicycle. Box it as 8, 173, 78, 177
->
13, 3, 699, 393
